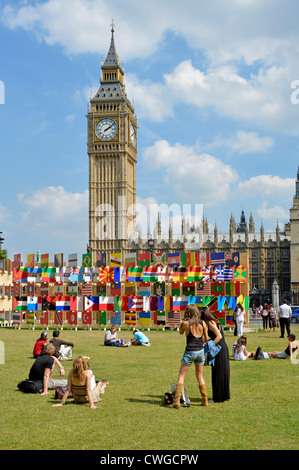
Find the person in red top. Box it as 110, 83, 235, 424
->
33, 331, 48, 358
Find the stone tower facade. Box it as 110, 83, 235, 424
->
87, 24, 137, 264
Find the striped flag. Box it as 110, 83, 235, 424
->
167, 311, 181, 325
138, 252, 151, 267
196, 281, 211, 295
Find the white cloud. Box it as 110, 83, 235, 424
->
206, 130, 274, 154
0, 202, 10, 223
18, 186, 88, 236
143, 140, 238, 206
237, 175, 295, 199
257, 200, 289, 221
4, 1, 299, 133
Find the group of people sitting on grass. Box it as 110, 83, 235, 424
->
232, 334, 299, 361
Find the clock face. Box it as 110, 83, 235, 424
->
130, 123, 136, 146
95, 118, 117, 141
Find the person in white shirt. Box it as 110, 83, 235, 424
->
278, 299, 292, 338
235, 303, 246, 337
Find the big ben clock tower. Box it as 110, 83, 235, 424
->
87, 23, 137, 264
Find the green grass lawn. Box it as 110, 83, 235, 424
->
0, 325, 298, 450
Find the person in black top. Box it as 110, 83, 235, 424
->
200, 308, 230, 403
29, 343, 66, 395
170, 305, 220, 409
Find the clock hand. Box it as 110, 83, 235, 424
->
104, 124, 114, 132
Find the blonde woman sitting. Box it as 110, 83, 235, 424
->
52, 356, 106, 409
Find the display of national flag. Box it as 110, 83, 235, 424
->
124, 282, 136, 296
68, 253, 78, 267
137, 282, 151, 296
149, 296, 158, 311
233, 267, 248, 282
95, 283, 106, 295
41, 297, 56, 311
153, 252, 167, 267
138, 252, 151, 267
211, 282, 225, 296
143, 267, 158, 282
188, 295, 202, 307
210, 252, 225, 266
138, 311, 151, 325
39, 253, 49, 267
217, 266, 233, 281
27, 253, 35, 268
196, 281, 211, 295
56, 297, 71, 311
167, 311, 181, 325
202, 266, 211, 282
128, 267, 143, 282
27, 296, 42, 311
171, 282, 181, 296
99, 296, 114, 311
54, 310, 64, 325
42, 267, 56, 282
54, 253, 63, 267
82, 311, 92, 325
110, 311, 122, 326
225, 251, 240, 267
96, 253, 106, 267
172, 267, 187, 282
113, 267, 127, 282
67, 311, 78, 325
125, 312, 136, 325
68, 282, 78, 296
128, 296, 144, 311
153, 281, 165, 296
167, 252, 181, 267
110, 252, 121, 267
114, 296, 129, 311
84, 296, 99, 311
82, 253, 92, 267
54, 283, 64, 296
111, 282, 121, 296
197, 252, 210, 267
13, 267, 28, 283
181, 252, 196, 267
187, 266, 202, 282
173, 296, 188, 311
70, 267, 84, 282
39, 311, 49, 325
182, 282, 195, 296
13, 296, 27, 311
12, 253, 21, 269
124, 252, 136, 267
99, 267, 114, 283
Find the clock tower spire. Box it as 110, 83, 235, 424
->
87, 24, 137, 264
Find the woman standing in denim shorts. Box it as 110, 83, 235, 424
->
170, 304, 221, 408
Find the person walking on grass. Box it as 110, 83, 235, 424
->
170, 304, 220, 409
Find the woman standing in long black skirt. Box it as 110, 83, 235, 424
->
200, 308, 230, 403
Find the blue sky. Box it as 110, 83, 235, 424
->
1, 0, 299, 262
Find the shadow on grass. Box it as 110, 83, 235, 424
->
125, 394, 203, 406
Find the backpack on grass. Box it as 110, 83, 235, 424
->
17, 379, 42, 393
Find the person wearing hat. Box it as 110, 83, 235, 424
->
131, 329, 151, 346
33, 331, 48, 358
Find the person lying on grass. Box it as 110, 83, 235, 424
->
268, 334, 299, 360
